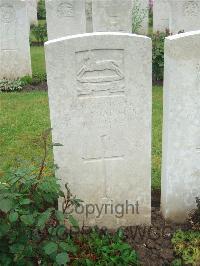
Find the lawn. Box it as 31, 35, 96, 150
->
31, 46, 46, 76
0, 87, 163, 190
0, 44, 163, 189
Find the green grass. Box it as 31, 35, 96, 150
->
152, 86, 163, 189
30, 46, 46, 76
0, 87, 163, 189
0, 92, 51, 173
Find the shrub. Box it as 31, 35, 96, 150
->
31, 72, 47, 85
149, 7, 153, 29
0, 79, 26, 92
172, 230, 200, 266
0, 130, 81, 265
0, 130, 139, 265
31, 23, 47, 44
152, 30, 170, 83
132, 0, 148, 34
188, 197, 200, 231
0, 74, 47, 92
172, 199, 200, 265
37, 0, 46, 20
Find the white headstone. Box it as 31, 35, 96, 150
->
153, 0, 169, 32
0, 0, 32, 79
162, 31, 200, 222
168, 0, 200, 34
45, 0, 86, 40
45, 32, 152, 228
132, 0, 149, 35
26, 0, 38, 26
92, 0, 133, 33
86, 0, 93, 33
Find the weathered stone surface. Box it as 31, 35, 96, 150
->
92, 0, 133, 33
45, 0, 86, 40
153, 0, 169, 32
162, 31, 200, 222
45, 32, 152, 228
168, 0, 200, 34
26, 0, 38, 26
0, 0, 32, 79
86, 0, 92, 33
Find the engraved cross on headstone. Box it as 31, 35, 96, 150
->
82, 135, 124, 198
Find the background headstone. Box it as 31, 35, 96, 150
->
45, 32, 152, 228
0, 0, 32, 79
92, 0, 133, 33
168, 0, 200, 34
153, 0, 169, 32
45, 0, 86, 40
26, 0, 38, 26
162, 31, 200, 222
86, 0, 93, 33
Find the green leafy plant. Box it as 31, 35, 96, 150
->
73, 229, 139, 265
0, 74, 46, 92
31, 72, 47, 85
152, 30, 170, 83
172, 230, 200, 265
37, 0, 46, 20
0, 79, 26, 92
0, 130, 139, 265
31, 23, 47, 44
132, 0, 148, 34
0, 129, 81, 265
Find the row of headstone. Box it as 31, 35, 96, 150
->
153, 0, 200, 34
0, 0, 149, 80
45, 0, 149, 40
45, 30, 200, 227
1, 0, 199, 227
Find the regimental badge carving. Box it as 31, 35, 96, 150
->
183, 1, 200, 16
0, 5, 15, 23
76, 49, 125, 98
57, 1, 74, 17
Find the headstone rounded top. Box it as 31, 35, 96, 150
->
45, 32, 151, 46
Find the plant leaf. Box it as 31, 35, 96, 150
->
44, 242, 58, 255
19, 198, 32, 205
0, 199, 13, 213
55, 210, 64, 223
56, 252, 69, 265
20, 214, 35, 226
68, 215, 79, 228
9, 212, 18, 222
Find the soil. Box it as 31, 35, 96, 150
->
22, 82, 48, 92
124, 190, 190, 266
22, 81, 163, 92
